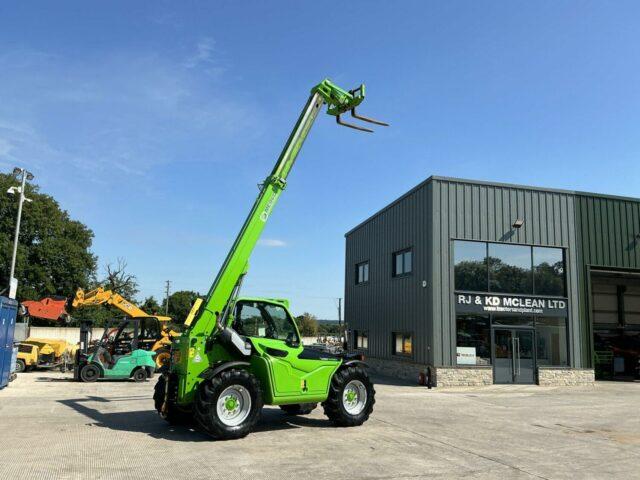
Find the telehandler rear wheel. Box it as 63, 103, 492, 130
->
322, 365, 375, 427
194, 369, 263, 440
279, 403, 317, 415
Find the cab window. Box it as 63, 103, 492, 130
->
139, 318, 160, 341
234, 301, 299, 343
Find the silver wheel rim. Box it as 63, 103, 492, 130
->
343, 380, 367, 415
216, 385, 252, 427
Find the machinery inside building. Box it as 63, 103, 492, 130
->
591, 270, 640, 379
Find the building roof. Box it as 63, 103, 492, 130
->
345, 175, 640, 237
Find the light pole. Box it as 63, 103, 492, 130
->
7, 167, 34, 299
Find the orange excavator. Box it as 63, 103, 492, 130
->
71, 287, 178, 368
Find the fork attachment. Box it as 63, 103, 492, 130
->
312, 80, 389, 133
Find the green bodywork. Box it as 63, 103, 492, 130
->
171, 79, 375, 407
88, 349, 156, 379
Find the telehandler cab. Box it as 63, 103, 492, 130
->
155, 79, 387, 439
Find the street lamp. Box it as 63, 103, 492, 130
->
7, 167, 34, 299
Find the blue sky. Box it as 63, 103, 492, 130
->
1, 1, 639, 319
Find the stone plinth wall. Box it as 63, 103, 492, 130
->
364, 357, 424, 383
537, 368, 595, 386
364, 356, 595, 387
433, 366, 493, 387
364, 357, 493, 387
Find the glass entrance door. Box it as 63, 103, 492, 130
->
493, 329, 535, 384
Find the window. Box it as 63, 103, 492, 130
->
454, 241, 567, 297
356, 261, 369, 285
456, 315, 491, 365
139, 317, 160, 341
234, 301, 299, 343
393, 249, 412, 277
354, 330, 368, 349
454, 241, 488, 291
393, 332, 412, 356
536, 317, 568, 366
533, 247, 565, 296
488, 243, 533, 294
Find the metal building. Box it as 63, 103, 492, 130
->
345, 176, 640, 386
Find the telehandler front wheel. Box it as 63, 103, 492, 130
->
279, 403, 317, 415
194, 369, 263, 440
322, 365, 375, 427
154, 375, 192, 426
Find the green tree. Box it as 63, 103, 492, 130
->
165, 290, 200, 322
141, 296, 162, 315
296, 312, 319, 337
0, 173, 96, 300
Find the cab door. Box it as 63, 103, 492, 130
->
234, 301, 338, 398
234, 301, 302, 396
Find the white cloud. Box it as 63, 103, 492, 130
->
0, 42, 263, 189
258, 238, 288, 248
184, 37, 221, 74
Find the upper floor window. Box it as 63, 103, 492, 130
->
533, 247, 566, 297
454, 240, 566, 296
454, 241, 487, 291
356, 261, 369, 285
489, 243, 532, 294
393, 248, 412, 277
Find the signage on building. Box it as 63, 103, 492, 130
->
456, 347, 477, 365
455, 292, 568, 316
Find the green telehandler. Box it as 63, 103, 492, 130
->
155, 79, 388, 439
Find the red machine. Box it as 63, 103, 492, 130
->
21, 297, 68, 322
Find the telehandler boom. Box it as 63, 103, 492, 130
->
156, 79, 387, 439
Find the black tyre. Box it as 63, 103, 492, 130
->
132, 368, 147, 382
194, 369, 263, 440
154, 375, 192, 425
15, 359, 26, 373
279, 403, 317, 415
322, 365, 375, 427
79, 363, 101, 383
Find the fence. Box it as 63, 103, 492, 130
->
24, 326, 104, 344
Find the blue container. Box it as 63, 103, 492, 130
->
0, 296, 19, 389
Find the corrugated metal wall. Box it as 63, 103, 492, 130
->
344, 183, 431, 364
575, 195, 640, 269
574, 195, 640, 366
346, 176, 589, 369
430, 178, 582, 367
